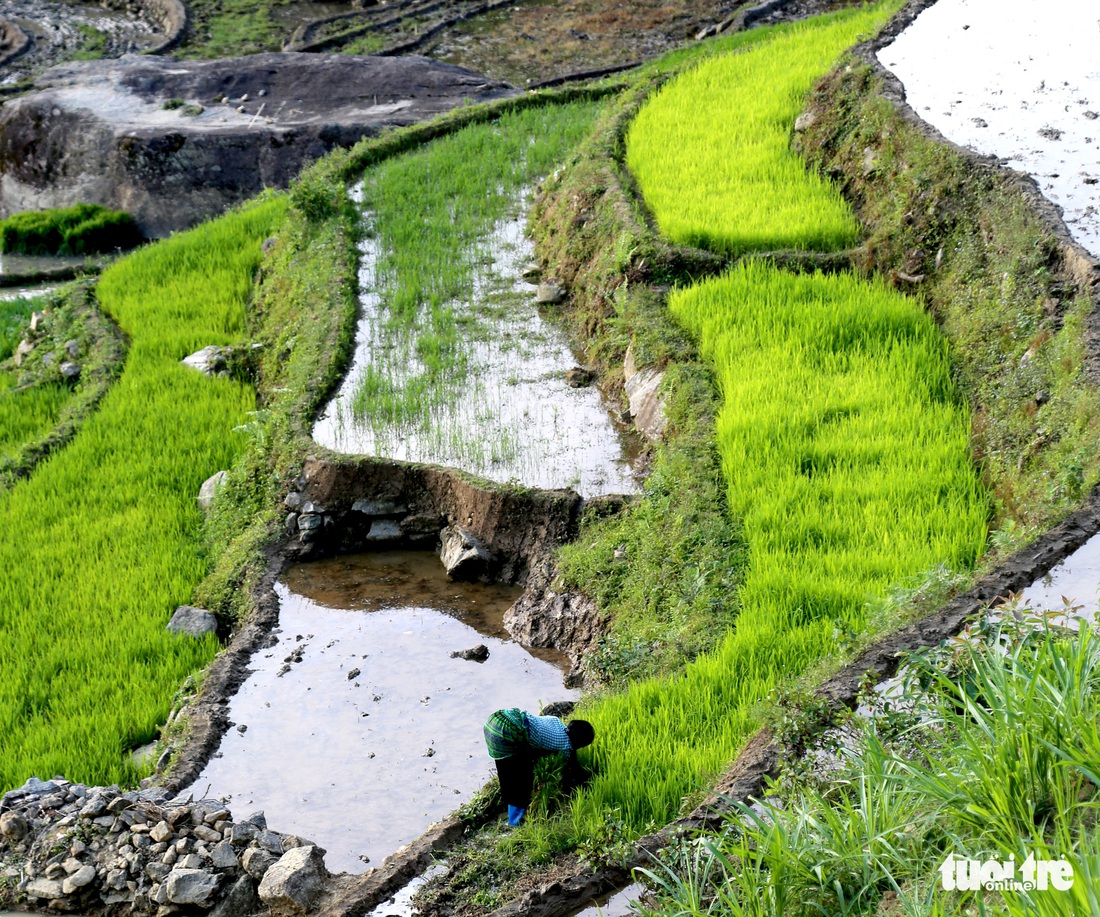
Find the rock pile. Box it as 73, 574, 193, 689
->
0, 777, 330, 915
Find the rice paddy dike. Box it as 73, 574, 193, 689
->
3, 0, 1100, 915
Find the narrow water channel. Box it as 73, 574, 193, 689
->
186, 551, 578, 875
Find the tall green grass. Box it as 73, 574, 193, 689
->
625, 5, 901, 254
0, 374, 70, 459
0, 203, 142, 256
674, 262, 988, 635
0, 196, 284, 791
637, 623, 1100, 916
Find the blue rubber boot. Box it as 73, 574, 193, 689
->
507, 805, 526, 827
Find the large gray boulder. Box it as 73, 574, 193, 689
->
0, 53, 515, 237
165, 868, 222, 907
166, 605, 217, 638
257, 846, 327, 913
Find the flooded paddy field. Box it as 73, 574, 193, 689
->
313, 205, 639, 497
187, 551, 578, 875
879, 0, 1100, 256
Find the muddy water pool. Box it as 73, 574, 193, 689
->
312, 194, 639, 497
187, 551, 577, 875
879, 0, 1100, 256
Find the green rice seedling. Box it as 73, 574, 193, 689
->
0, 203, 142, 256
625, 4, 903, 255
0, 376, 71, 459
0, 195, 284, 791
564, 261, 987, 839
348, 101, 600, 436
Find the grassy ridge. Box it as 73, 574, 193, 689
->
625, 7, 894, 255
0, 197, 284, 790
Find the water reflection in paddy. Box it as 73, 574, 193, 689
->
187, 551, 577, 874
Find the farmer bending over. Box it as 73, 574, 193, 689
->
484, 708, 595, 827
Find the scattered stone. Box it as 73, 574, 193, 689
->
60, 360, 81, 380
209, 875, 258, 917
198, 470, 229, 509
166, 605, 218, 638
151, 821, 173, 844
25, 878, 65, 899
182, 345, 229, 375
366, 519, 403, 541
1085, 110, 1099, 120
624, 362, 667, 442
1038, 126, 1064, 140
13, 338, 34, 365
297, 513, 324, 540
211, 842, 239, 869
449, 644, 490, 662
29, 310, 46, 333
0, 811, 29, 841
520, 262, 541, 282
351, 498, 406, 515
285, 512, 299, 534
439, 525, 492, 580
62, 865, 96, 894
347, 667, 360, 680
229, 822, 256, 846
257, 846, 327, 913
972, 116, 988, 128
423, 747, 435, 757
165, 868, 221, 907
241, 847, 277, 881
793, 111, 816, 132
193, 824, 222, 844
535, 281, 566, 305
236, 723, 248, 734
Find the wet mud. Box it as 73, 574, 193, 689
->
186, 551, 577, 876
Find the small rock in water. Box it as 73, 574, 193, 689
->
347, 668, 360, 680
520, 262, 541, 282
535, 282, 566, 305
423, 747, 435, 757
450, 644, 490, 662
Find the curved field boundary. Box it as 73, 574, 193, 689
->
0, 197, 283, 792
